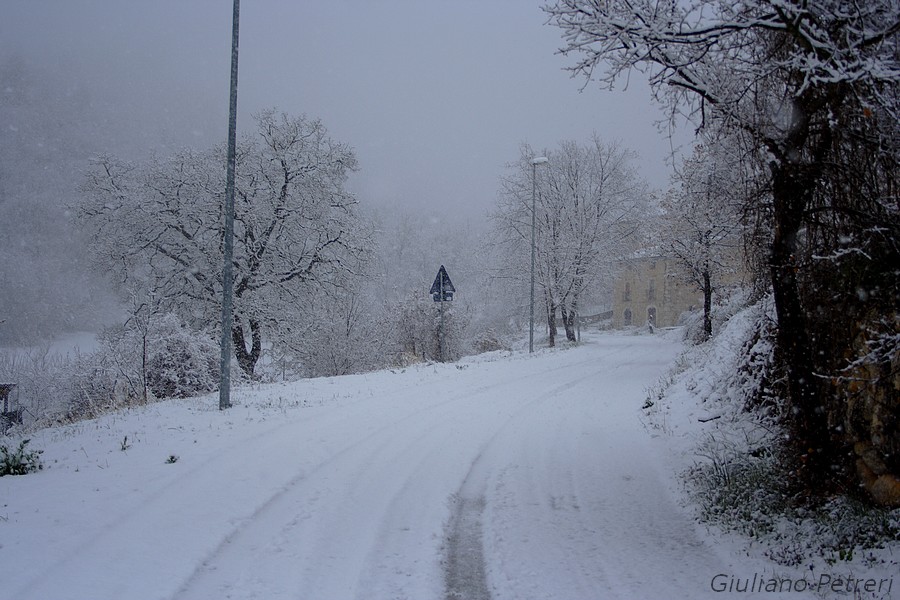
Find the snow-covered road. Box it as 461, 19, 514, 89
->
2, 332, 756, 600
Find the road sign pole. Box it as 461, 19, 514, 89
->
439, 276, 445, 362
430, 265, 455, 362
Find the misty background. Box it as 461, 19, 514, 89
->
0, 0, 680, 346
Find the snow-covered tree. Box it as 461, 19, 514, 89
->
494, 137, 646, 346
391, 288, 468, 363
662, 138, 751, 340
545, 0, 900, 494
78, 110, 370, 379
287, 277, 393, 378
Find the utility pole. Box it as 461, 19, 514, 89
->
218, 0, 240, 410
529, 156, 548, 353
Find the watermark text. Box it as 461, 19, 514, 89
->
711, 573, 894, 595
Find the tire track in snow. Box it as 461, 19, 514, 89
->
172, 351, 616, 600
8, 407, 324, 600
443, 496, 489, 600
12, 357, 566, 600
480, 337, 740, 599
442, 372, 608, 600
9, 341, 633, 600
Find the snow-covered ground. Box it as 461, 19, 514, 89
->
0, 331, 850, 600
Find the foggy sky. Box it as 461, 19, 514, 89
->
2, 0, 682, 219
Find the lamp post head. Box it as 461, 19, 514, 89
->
531, 156, 549, 165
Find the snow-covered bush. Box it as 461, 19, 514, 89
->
688, 429, 900, 568
687, 431, 795, 541
144, 324, 218, 399
653, 295, 899, 570
0, 439, 43, 476
65, 313, 219, 420
5, 314, 222, 425
94, 312, 219, 401
471, 328, 508, 355
288, 288, 393, 379
65, 349, 125, 421
0, 346, 77, 427
391, 290, 469, 363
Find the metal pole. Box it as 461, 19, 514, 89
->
529, 161, 536, 353
218, 0, 240, 410
528, 157, 548, 351
439, 275, 445, 362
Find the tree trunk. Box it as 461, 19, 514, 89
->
702, 266, 712, 341
232, 316, 262, 378
767, 89, 850, 494
547, 298, 557, 348
141, 331, 149, 403
770, 160, 834, 491
561, 302, 577, 342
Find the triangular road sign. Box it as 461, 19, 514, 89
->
430, 265, 455, 300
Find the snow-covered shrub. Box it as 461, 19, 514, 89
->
660, 296, 899, 569
0, 439, 43, 476
0, 346, 78, 427
144, 316, 218, 399
66, 349, 126, 421
289, 288, 394, 379
62, 313, 220, 422
0, 314, 221, 427
688, 432, 900, 567
391, 290, 468, 363
91, 312, 219, 401
687, 432, 795, 541
471, 328, 508, 354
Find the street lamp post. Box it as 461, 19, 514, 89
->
529, 156, 548, 353
218, 0, 240, 410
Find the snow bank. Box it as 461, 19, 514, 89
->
647, 298, 900, 598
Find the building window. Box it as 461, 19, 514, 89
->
623, 308, 633, 326
623, 282, 631, 302
647, 307, 657, 327
648, 279, 656, 302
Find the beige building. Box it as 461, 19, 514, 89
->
612, 256, 702, 329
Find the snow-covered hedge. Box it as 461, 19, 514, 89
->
0, 314, 221, 429
648, 294, 899, 575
